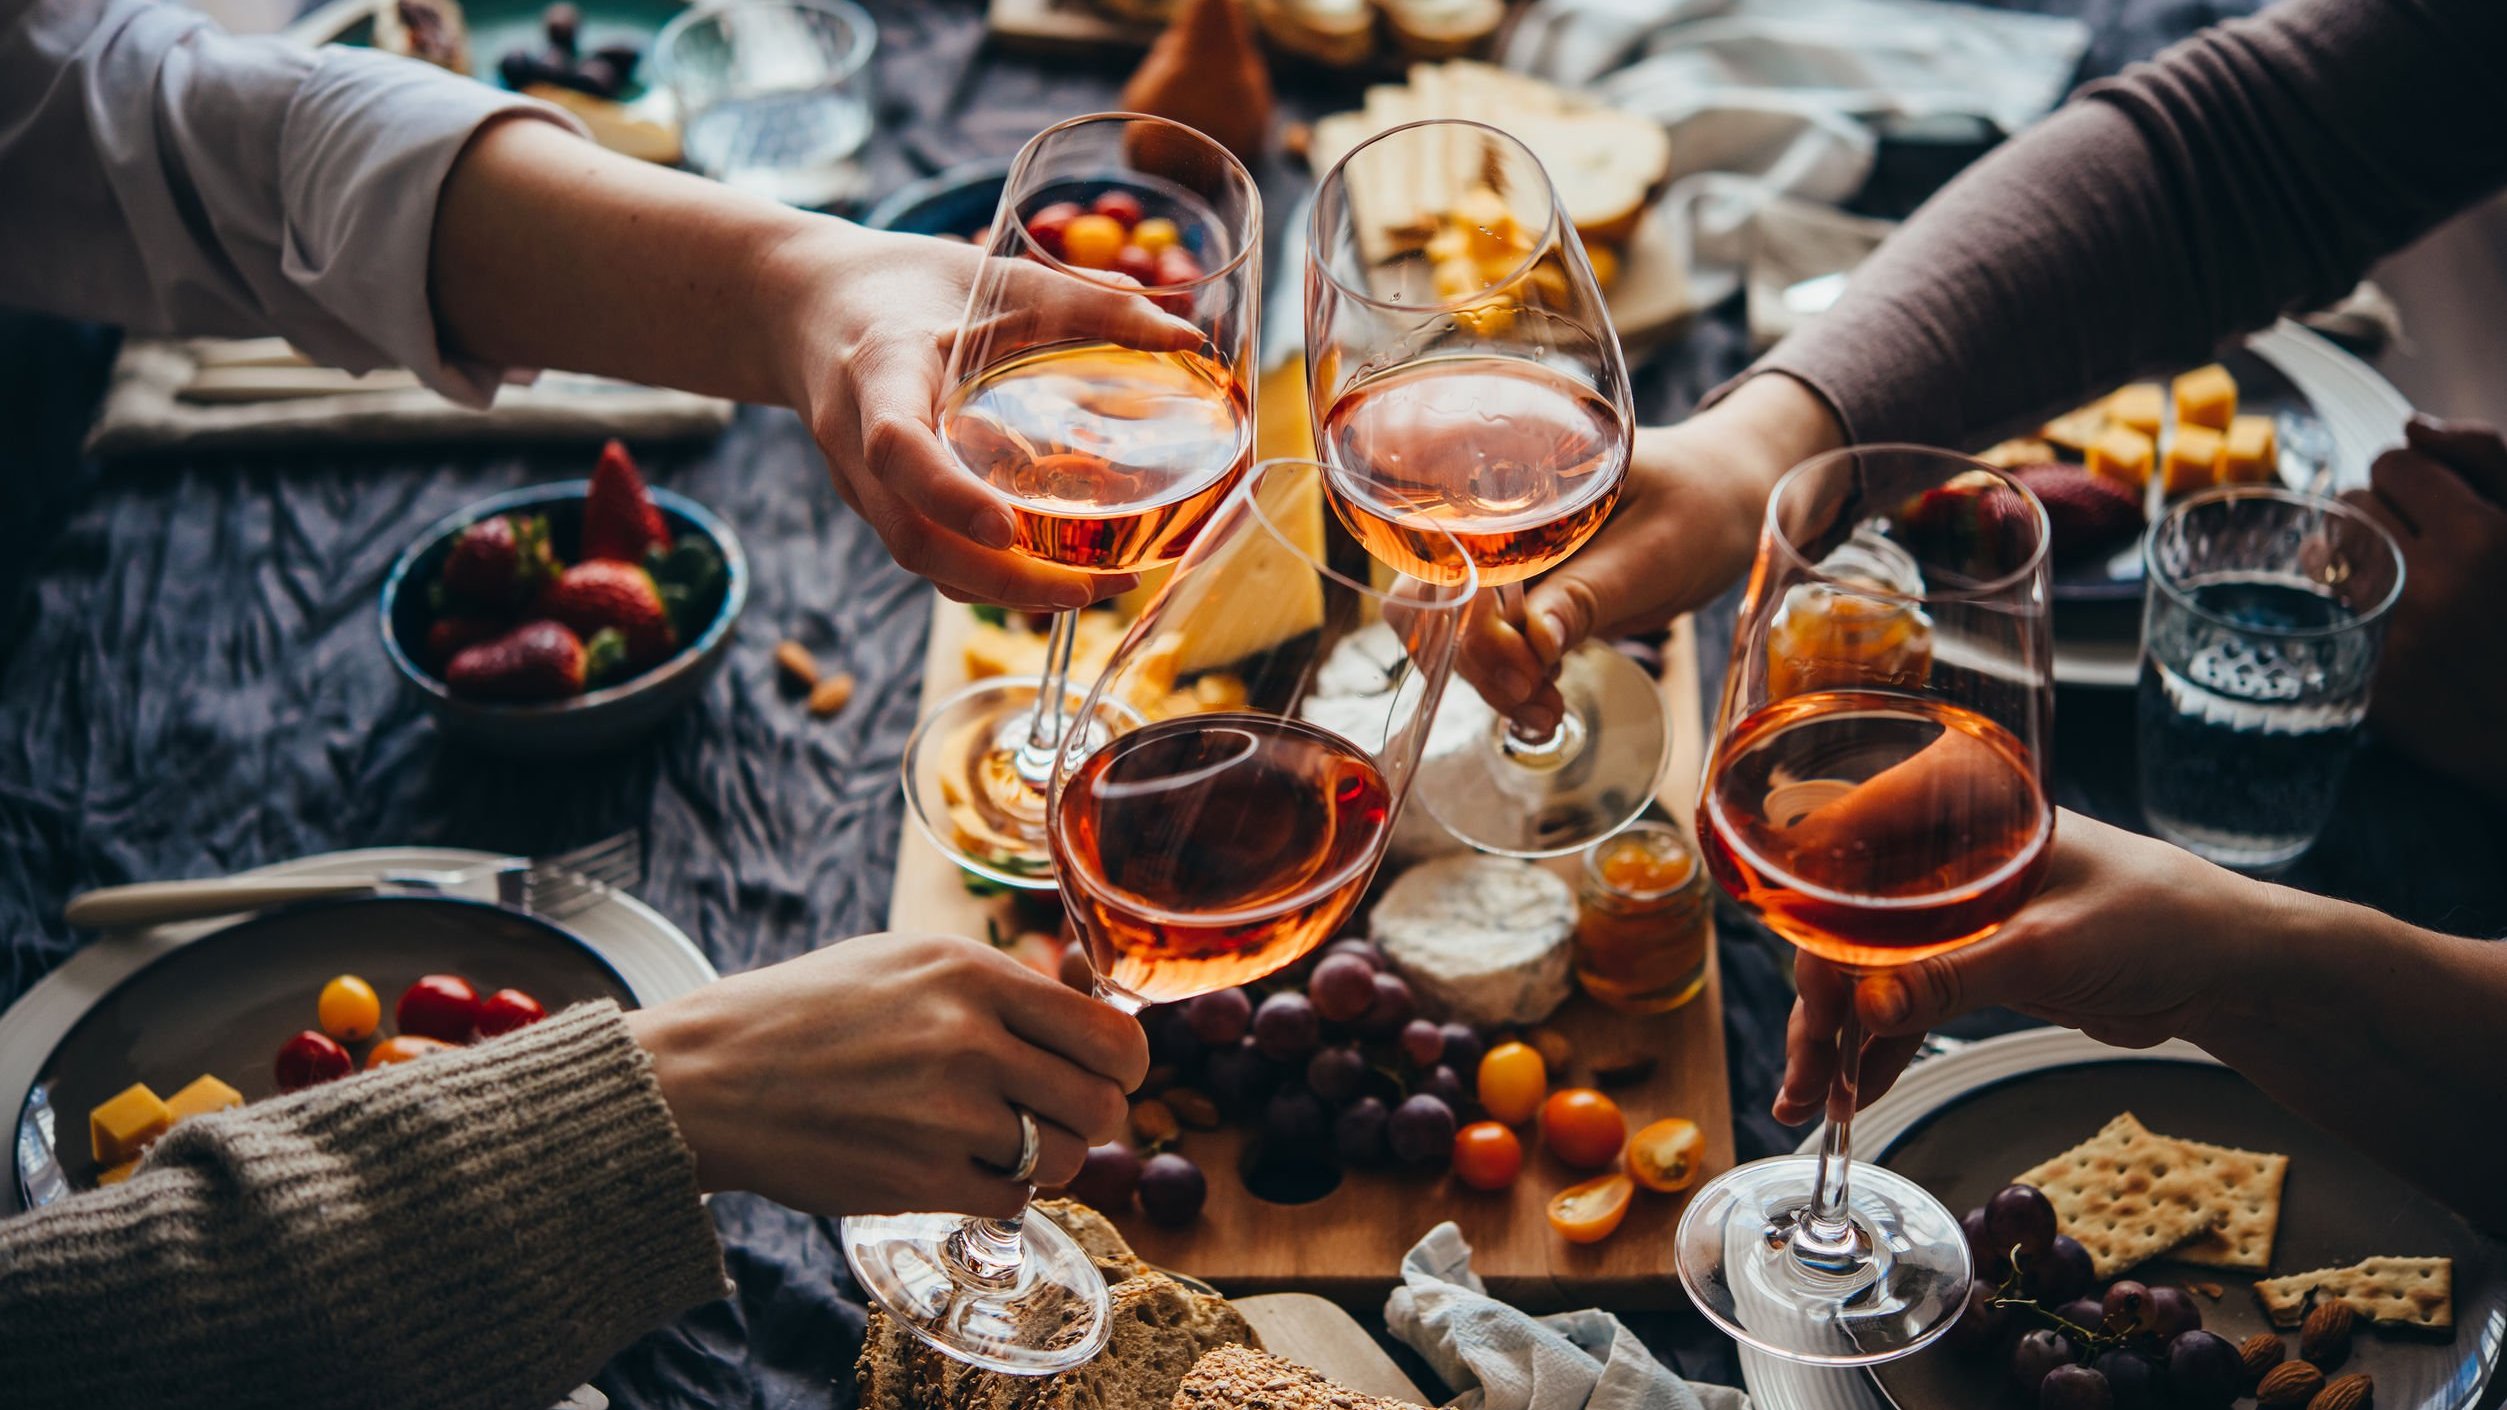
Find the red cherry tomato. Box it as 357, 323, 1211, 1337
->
1024, 201, 1083, 258
275, 1030, 352, 1092
1153, 247, 1205, 287
1090, 190, 1146, 229
474, 987, 548, 1038
1539, 1088, 1628, 1169
1451, 1121, 1524, 1191
366, 1035, 456, 1069
1112, 244, 1159, 286
396, 974, 480, 1042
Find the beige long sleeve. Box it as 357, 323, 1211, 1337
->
0, 1002, 726, 1410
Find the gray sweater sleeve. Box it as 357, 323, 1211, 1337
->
0, 1001, 727, 1410
1743, 0, 2507, 448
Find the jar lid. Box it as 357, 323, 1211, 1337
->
1582, 821, 1698, 901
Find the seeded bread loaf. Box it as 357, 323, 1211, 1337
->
1173, 1345, 1428, 1410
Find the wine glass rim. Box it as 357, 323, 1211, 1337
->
654, 0, 878, 84
2142, 483, 2406, 636
997, 112, 1263, 295
1240, 458, 1480, 606
1307, 119, 1567, 315
1767, 445, 2052, 605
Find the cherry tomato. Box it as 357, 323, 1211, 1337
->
1131, 217, 1181, 255
396, 974, 480, 1042
1546, 1171, 1635, 1244
1451, 1121, 1524, 1191
474, 988, 548, 1037
366, 1035, 456, 1069
1112, 244, 1160, 286
1476, 1041, 1547, 1125
1089, 190, 1146, 229
275, 1030, 352, 1092
1059, 214, 1126, 270
1024, 201, 1083, 258
1539, 1088, 1627, 1169
1153, 246, 1204, 286
1626, 1117, 1707, 1193
317, 974, 381, 1042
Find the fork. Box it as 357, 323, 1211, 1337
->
62, 832, 644, 930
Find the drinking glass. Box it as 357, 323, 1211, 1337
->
655, 0, 878, 209
1678, 446, 2056, 1365
2138, 487, 2402, 871
1306, 119, 1666, 858
900, 114, 1261, 889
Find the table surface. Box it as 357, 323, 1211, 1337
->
3, 1, 2504, 1406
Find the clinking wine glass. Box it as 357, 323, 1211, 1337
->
1305, 119, 1666, 858
901, 112, 1262, 890
1676, 445, 2056, 1365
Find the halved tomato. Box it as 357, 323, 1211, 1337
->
1546, 1172, 1635, 1244
1626, 1117, 1706, 1193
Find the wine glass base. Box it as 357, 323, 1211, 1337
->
901, 675, 1133, 890
1419, 642, 1668, 858
843, 1211, 1112, 1375
1674, 1154, 1971, 1367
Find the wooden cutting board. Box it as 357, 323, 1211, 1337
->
1236, 1293, 1430, 1405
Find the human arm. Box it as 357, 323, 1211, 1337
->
1775, 811, 2507, 1231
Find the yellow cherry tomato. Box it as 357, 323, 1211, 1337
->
1130, 217, 1181, 255
1546, 1172, 1635, 1244
317, 974, 381, 1042
1059, 213, 1126, 270
1626, 1117, 1707, 1193
1539, 1088, 1627, 1169
1476, 1041, 1548, 1125
365, 1035, 455, 1069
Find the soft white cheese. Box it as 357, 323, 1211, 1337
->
1369, 854, 1576, 1028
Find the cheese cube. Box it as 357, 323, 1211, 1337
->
166, 1074, 244, 1124
2172, 364, 2237, 430
2106, 383, 2165, 438
2222, 415, 2279, 484
96, 1159, 137, 1186
2086, 426, 2155, 489
2164, 423, 2226, 496
2041, 403, 2111, 455
89, 1083, 169, 1166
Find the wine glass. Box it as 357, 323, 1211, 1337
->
901, 113, 1262, 889
1305, 119, 1667, 858
1676, 445, 2055, 1365
1048, 457, 1476, 1011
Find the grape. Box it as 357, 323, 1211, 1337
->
1399, 1019, 1445, 1067
2010, 1329, 2077, 1399
1305, 1045, 1368, 1105
1387, 1094, 1457, 1165
1252, 992, 1320, 1061
1145, 1004, 1201, 1064
1184, 988, 1252, 1046
2102, 1280, 2152, 1335
1334, 1095, 1389, 1166
1360, 972, 1413, 1034
2165, 1330, 2239, 1409
1986, 1183, 2059, 1262
1944, 1278, 2011, 1356
1962, 1206, 2006, 1279
1264, 1087, 1330, 1146
2027, 1234, 2095, 1305
2052, 1299, 2109, 1338
2143, 1285, 2199, 1342
1437, 1023, 1484, 1076
1419, 1063, 1466, 1112
2089, 1350, 2159, 1410
1137, 1152, 1206, 1226
1065, 1142, 1140, 1211
1206, 1038, 1279, 1113
2038, 1364, 2111, 1410
1319, 938, 1383, 968
1309, 954, 1378, 1023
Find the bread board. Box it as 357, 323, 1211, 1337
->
1235, 1293, 1429, 1404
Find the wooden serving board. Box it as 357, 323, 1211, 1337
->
1237, 1293, 1429, 1404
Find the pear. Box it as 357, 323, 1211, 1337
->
1121, 0, 1272, 167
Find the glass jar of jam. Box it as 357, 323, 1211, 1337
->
1574, 821, 1712, 1014
1765, 528, 1935, 700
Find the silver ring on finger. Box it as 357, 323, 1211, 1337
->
1004, 1106, 1041, 1184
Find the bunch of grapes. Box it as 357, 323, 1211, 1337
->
1947, 1183, 2245, 1410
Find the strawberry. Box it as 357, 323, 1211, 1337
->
424, 615, 506, 670
445, 620, 624, 702
537, 560, 677, 666
582, 439, 669, 563
2010, 463, 2145, 560
439, 513, 555, 611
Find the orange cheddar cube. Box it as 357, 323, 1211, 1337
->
96, 1159, 138, 1186
2164, 423, 2226, 496
2222, 415, 2279, 484
89, 1082, 169, 1166
2106, 383, 2165, 439
2172, 364, 2237, 431
166, 1074, 244, 1124
2086, 426, 2155, 489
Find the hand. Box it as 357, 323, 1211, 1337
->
625, 933, 1149, 1218
763, 224, 1201, 611
2340, 414, 2507, 800
1772, 812, 2278, 1124
1461, 374, 1843, 732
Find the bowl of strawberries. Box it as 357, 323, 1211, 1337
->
380, 441, 748, 755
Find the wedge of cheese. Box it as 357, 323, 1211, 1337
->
166, 1074, 244, 1124
1155, 463, 1328, 672
2106, 383, 2165, 439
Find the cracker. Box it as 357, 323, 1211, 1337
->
2255, 1257, 2453, 1331
2162, 1131, 2290, 1271
2015, 1112, 2224, 1279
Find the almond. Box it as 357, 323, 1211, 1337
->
1524, 1025, 1574, 1075
2301, 1299, 2357, 1368
2306, 1372, 2371, 1410
1164, 1088, 1221, 1130
2238, 1332, 2288, 1385
1130, 1098, 1180, 1148
2256, 1361, 2323, 1408
774, 639, 819, 689
808, 672, 855, 717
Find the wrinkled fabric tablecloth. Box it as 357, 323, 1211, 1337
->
3, 2, 2504, 1408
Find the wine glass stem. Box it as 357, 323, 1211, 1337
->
1012, 609, 1082, 788
1491, 582, 1563, 748
948, 1200, 1036, 1286
1793, 975, 1866, 1273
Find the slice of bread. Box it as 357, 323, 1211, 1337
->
1174, 1346, 1428, 1410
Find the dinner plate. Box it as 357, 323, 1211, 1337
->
1738, 1029, 2506, 1410
2, 846, 716, 1215
286, 0, 682, 103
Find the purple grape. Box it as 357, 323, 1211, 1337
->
1334, 1095, 1389, 1166
1986, 1183, 2059, 1262
1359, 972, 1413, 1034
1419, 1063, 1466, 1112
2165, 1330, 2239, 1409
1184, 988, 1252, 1046
1963, 1206, 2006, 1279
1398, 1019, 1444, 1068
1145, 1004, 1202, 1064
1252, 991, 1320, 1061
1264, 1086, 1330, 1146
2009, 1329, 2077, 1400
1305, 1045, 1368, 1105
2052, 1299, 2109, 1339
2026, 1234, 2094, 1305
2038, 1364, 2111, 1410
1386, 1094, 1456, 1165
2088, 1351, 2159, 1410
1437, 1023, 1484, 1075
1309, 954, 1378, 1024
1206, 1038, 1278, 1113
1137, 1152, 1206, 1227
2102, 1280, 2152, 1336
1944, 1278, 2011, 1356
1319, 938, 1383, 967
1064, 1142, 1140, 1211
2143, 1285, 2199, 1342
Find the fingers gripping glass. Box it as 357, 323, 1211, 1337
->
1677, 446, 2057, 1365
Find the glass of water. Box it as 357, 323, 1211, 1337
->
656, 0, 876, 209
2137, 487, 2404, 871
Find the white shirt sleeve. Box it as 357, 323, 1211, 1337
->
0, 0, 588, 406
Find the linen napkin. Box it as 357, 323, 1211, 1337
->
1385, 1223, 1750, 1410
